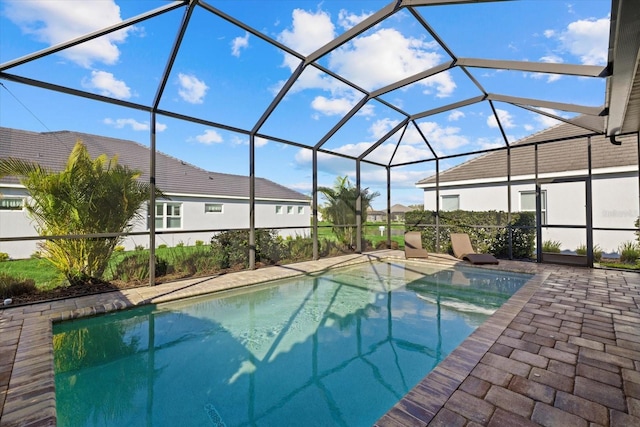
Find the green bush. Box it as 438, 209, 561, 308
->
405, 209, 535, 259
110, 252, 167, 282
0, 273, 36, 299
542, 240, 562, 253
0, 252, 9, 262
164, 245, 221, 275
114, 246, 125, 252
619, 241, 640, 264
210, 229, 286, 269
195, 240, 204, 246
576, 244, 602, 262
157, 244, 168, 249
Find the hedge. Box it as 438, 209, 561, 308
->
404, 210, 536, 259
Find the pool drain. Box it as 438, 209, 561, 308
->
204, 403, 227, 427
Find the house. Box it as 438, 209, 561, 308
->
366, 204, 413, 222
0, 127, 310, 259
415, 122, 639, 254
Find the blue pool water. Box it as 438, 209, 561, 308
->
53, 261, 531, 427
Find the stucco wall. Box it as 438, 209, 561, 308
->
0, 190, 310, 259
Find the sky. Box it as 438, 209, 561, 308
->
0, 0, 611, 209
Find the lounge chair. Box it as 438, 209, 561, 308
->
404, 231, 429, 259
450, 233, 499, 265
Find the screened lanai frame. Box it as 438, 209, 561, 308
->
1, 0, 639, 283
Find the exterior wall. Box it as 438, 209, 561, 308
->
422, 172, 638, 255
0, 189, 310, 259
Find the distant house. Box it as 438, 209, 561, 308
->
366, 204, 414, 222
0, 127, 310, 259
415, 122, 639, 254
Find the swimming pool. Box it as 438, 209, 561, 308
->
53, 260, 531, 427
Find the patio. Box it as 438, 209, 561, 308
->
1, 251, 638, 426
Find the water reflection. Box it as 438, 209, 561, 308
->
54, 262, 530, 427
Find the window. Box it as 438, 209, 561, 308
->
287, 206, 294, 214
297, 206, 304, 214
205, 203, 223, 213
441, 195, 459, 211
153, 202, 182, 229
276, 205, 283, 214
520, 190, 547, 225
0, 197, 24, 210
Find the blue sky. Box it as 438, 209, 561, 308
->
0, 0, 610, 208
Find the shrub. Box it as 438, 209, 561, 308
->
283, 235, 313, 262
114, 245, 125, 252
575, 244, 603, 262
0, 273, 36, 299
210, 229, 285, 269
405, 209, 535, 259
158, 244, 168, 249
618, 241, 640, 264
134, 245, 145, 251
542, 240, 562, 253
195, 240, 204, 246
110, 252, 167, 282
0, 252, 9, 262
176, 242, 185, 248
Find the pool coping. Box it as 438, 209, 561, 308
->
1, 250, 638, 426
374, 260, 548, 426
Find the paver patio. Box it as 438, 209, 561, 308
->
1, 250, 639, 426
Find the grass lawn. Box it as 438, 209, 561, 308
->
317, 221, 406, 248
1, 226, 407, 289
0, 258, 62, 290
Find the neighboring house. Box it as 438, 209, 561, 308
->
416, 122, 639, 254
366, 204, 412, 222
0, 127, 310, 259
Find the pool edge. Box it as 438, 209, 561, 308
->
374, 269, 548, 426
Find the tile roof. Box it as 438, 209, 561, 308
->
0, 127, 309, 201
416, 121, 638, 185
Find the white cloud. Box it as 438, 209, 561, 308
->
310, 96, 356, 116
177, 73, 208, 104
231, 32, 249, 57
337, 9, 373, 30
328, 28, 453, 96
4, 0, 132, 68
82, 70, 131, 99
533, 108, 563, 128
195, 129, 223, 145
103, 118, 166, 132
476, 137, 505, 150
487, 109, 515, 129
278, 9, 336, 61
369, 118, 400, 140
229, 135, 268, 147
529, 55, 563, 83
255, 137, 269, 147
417, 121, 468, 152
448, 110, 465, 121
547, 17, 609, 65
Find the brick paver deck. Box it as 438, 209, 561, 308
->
1, 251, 638, 426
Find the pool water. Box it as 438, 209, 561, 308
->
53, 261, 531, 427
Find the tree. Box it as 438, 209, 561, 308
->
318, 176, 379, 248
0, 141, 161, 284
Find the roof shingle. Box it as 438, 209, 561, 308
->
417, 122, 638, 185
0, 127, 309, 201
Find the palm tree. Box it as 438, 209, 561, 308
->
0, 140, 161, 284
318, 176, 379, 248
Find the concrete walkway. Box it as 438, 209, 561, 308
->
1, 251, 638, 426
